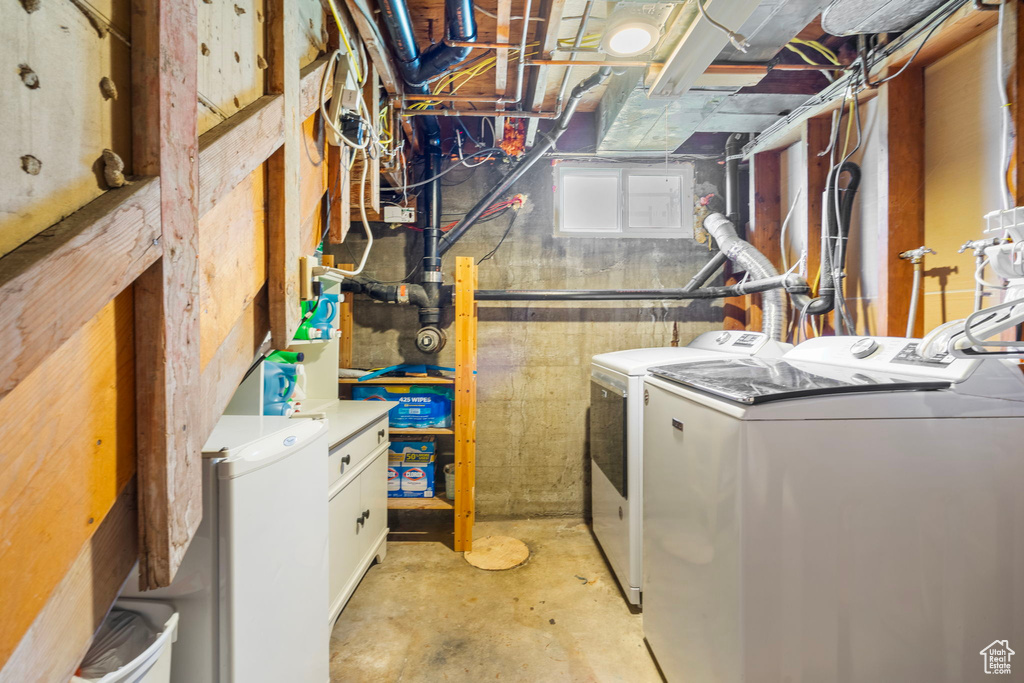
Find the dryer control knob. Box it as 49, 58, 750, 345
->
850, 338, 878, 359
715, 332, 731, 345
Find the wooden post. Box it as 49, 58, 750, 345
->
267, 0, 302, 347
131, 0, 202, 589
878, 68, 925, 337
454, 257, 477, 552
747, 151, 783, 333
338, 264, 355, 370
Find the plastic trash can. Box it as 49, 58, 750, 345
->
72, 599, 179, 683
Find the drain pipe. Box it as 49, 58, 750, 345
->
439, 66, 613, 255
475, 275, 807, 301
703, 212, 787, 340
724, 133, 746, 226
788, 161, 861, 319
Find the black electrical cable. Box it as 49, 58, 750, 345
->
477, 208, 520, 264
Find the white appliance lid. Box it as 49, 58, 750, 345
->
649, 357, 950, 405
203, 415, 328, 478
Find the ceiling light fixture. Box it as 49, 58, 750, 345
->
601, 6, 661, 58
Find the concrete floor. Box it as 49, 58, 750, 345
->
329, 517, 663, 682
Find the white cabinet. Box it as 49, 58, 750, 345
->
327, 415, 390, 625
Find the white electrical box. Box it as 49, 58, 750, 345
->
383, 206, 416, 223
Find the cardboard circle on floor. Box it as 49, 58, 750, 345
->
464, 535, 530, 570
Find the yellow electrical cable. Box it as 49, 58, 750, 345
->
784, 43, 819, 66
790, 38, 839, 66
325, 0, 363, 85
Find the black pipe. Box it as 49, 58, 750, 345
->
438, 67, 613, 256
790, 161, 861, 316
419, 144, 444, 326
724, 133, 745, 226
475, 274, 810, 301
377, 0, 476, 89
682, 250, 728, 293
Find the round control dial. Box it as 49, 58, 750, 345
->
715, 332, 731, 345
850, 338, 878, 359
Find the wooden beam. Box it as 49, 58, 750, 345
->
340, 0, 399, 94
0, 483, 138, 683
523, 0, 566, 145
300, 55, 336, 121
454, 257, 477, 552
878, 67, 926, 337
0, 178, 160, 403
328, 146, 351, 243
338, 263, 355, 370
200, 287, 271, 439
746, 151, 783, 333
267, 0, 303, 348
198, 96, 284, 218
131, 0, 203, 590
494, 0, 512, 137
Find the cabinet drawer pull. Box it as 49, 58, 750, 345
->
356, 515, 365, 526
672, 419, 684, 432
362, 509, 371, 520
341, 454, 351, 465
377, 428, 386, 441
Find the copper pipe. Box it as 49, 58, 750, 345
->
399, 109, 561, 120
403, 93, 515, 103
527, 59, 651, 67
445, 40, 518, 49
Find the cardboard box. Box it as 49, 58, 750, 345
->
388, 440, 436, 498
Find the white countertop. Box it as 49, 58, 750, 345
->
292, 398, 396, 448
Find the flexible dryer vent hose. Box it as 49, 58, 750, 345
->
703, 212, 787, 341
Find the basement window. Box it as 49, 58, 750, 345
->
555, 163, 694, 238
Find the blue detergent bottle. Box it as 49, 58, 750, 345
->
263, 361, 298, 416
309, 293, 339, 339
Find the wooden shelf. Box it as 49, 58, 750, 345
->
388, 495, 454, 510
287, 338, 329, 346
338, 376, 454, 385
389, 427, 454, 435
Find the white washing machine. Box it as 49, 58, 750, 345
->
642, 336, 1024, 682
589, 330, 790, 606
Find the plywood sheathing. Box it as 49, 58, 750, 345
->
0, 292, 136, 670
199, 165, 268, 370
1, 0, 133, 258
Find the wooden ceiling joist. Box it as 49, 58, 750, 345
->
523, 0, 567, 145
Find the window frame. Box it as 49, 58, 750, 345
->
554, 162, 695, 239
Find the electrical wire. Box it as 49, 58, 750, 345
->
779, 185, 804, 272
695, 0, 749, 53
477, 205, 522, 264
392, 148, 506, 190
473, 3, 544, 21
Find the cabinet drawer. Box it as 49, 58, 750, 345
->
328, 416, 389, 486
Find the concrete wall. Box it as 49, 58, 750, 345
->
331, 159, 726, 517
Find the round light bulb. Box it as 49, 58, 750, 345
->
608, 26, 655, 55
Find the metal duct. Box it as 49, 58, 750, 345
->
822, 0, 947, 36
703, 212, 787, 340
